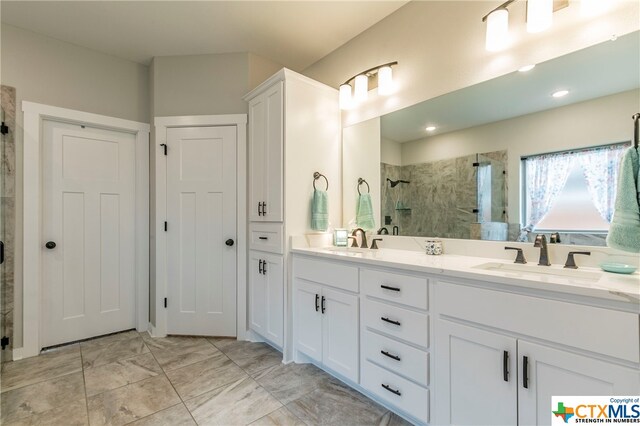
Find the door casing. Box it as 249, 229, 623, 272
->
21, 101, 150, 359
153, 115, 247, 340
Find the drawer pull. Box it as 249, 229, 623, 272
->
381, 350, 401, 361
380, 284, 401, 292
381, 383, 401, 396
381, 317, 401, 326
258, 236, 268, 240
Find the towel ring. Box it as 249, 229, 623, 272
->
313, 172, 329, 191
357, 178, 370, 195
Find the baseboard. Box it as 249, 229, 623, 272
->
11, 347, 23, 360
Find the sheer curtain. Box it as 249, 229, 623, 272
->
524, 152, 575, 229
579, 144, 627, 223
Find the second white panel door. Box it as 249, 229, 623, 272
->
166, 126, 237, 336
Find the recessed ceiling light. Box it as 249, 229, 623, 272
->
552, 90, 569, 98
518, 64, 536, 72
426, 126, 437, 132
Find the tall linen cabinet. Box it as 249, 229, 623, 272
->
244, 68, 342, 358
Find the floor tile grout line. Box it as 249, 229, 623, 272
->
79, 342, 92, 425
0, 365, 83, 394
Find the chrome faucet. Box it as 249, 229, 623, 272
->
351, 228, 368, 249
533, 234, 551, 266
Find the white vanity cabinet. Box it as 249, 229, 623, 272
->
244, 69, 340, 351
293, 257, 359, 382
433, 281, 640, 426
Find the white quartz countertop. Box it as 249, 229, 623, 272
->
291, 246, 640, 309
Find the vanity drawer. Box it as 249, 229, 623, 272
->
361, 268, 428, 310
361, 360, 429, 424
362, 329, 429, 387
363, 299, 429, 348
249, 223, 284, 254
293, 256, 359, 293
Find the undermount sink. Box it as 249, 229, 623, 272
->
473, 262, 603, 282
319, 246, 374, 256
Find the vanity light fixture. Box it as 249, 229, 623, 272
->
552, 89, 569, 98
526, 0, 553, 33
425, 126, 437, 132
338, 61, 398, 110
518, 64, 536, 72
485, 8, 510, 52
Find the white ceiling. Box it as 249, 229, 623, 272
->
0, 1, 407, 70
381, 31, 640, 143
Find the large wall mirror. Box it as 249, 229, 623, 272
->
342, 31, 639, 245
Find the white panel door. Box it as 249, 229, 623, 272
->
294, 279, 322, 363
42, 120, 136, 347
434, 319, 518, 426
322, 287, 359, 382
166, 126, 237, 336
518, 340, 640, 426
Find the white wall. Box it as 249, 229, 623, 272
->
303, 1, 639, 127
400, 89, 639, 222
343, 117, 381, 230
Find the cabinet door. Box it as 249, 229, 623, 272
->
262, 81, 283, 222
322, 287, 359, 383
248, 94, 266, 222
248, 252, 266, 336
294, 278, 322, 363
518, 340, 640, 426
434, 319, 517, 426
263, 254, 284, 347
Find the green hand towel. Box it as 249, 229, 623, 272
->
606, 147, 640, 253
356, 193, 375, 230
311, 189, 329, 231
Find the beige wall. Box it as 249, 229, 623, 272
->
248, 53, 284, 92
400, 89, 640, 223
381, 137, 401, 166
303, 1, 640, 127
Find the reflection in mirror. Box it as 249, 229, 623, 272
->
343, 31, 640, 245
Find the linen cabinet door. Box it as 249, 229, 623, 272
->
321, 287, 359, 383
248, 252, 266, 335
263, 254, 284, 347
434, 319, 517, 426
518, 340, 640, 426
248, 94, 266, 222
294, 279, 323, 363
262, 81, 283, 222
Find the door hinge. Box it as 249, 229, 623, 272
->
160, 143, 167, 156
164, 298, 167, 308
1, 336, 9, 350
164, 221, 168, 232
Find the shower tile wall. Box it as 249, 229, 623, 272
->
1, 85, 16, 362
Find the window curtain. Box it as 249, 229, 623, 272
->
525, 152, 575, 229
578, 144, 627, 223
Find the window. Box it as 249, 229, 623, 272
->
522, 143, 629, 232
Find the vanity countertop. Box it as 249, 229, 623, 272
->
291, 246, 640, 309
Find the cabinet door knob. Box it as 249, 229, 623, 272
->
225, 239, 234, 246
45, 241, 57, 249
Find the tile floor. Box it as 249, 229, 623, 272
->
0, 331, 411, 425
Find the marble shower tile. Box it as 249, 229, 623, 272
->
0, 371, 85, 423
252, 362, 332, 405
81, 335, 149, 369
165, 350, 247, 400
84, 352, 163, 396
87, 375, 180, 426
129, 403, 196, 426
1, 343, 81, 392
144, 335, 220, 372
1, 399, 88, 426
250, 407, 305, 426
285, 379, 388, 426
185, 376, 282, 425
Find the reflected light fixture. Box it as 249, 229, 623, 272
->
338, 61, 398, 110
426, 126, 437, 132
518, 64, 536, 72
527, 0, 553, 33
581, 0, 607, 17
485, 8, 509, 52
552, 89, 569, 98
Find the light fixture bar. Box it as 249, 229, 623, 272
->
481, 0, 516, 22
341, 61, 398, 86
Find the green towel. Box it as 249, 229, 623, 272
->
356, 193, 375, 230
606, 147, 640, 253
311, 189, 329, 231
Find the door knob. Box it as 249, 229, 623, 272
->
225, 239, 234, 247
45, 241, 57, 249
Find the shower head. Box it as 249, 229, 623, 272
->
386, 178, 410, 188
